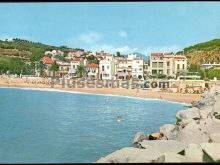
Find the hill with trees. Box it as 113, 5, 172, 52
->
0, 38, 74, 62
178, 38, 220, 65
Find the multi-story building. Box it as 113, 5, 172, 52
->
69, 58, 87, 77
143, 60, 150, 78
56, 60, 71, 78
116, 59, 132, 80
132, 58, 144, 79
149, 53, 187, 78
86, 63, 99, 79
99, 55, 116, 80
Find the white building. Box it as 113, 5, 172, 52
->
69, 58, 87, 77
132, 58, 144, 79
116, 59, 132, 80
99, 55, 116, 80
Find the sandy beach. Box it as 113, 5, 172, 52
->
0, 77, 202, 104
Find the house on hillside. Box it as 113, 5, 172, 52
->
37, 56, 54, 77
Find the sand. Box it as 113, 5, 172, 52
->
0, 77, 202, 104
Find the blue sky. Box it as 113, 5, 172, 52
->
0, 2, 220, 55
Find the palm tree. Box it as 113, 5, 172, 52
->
77, 65, 85, 78
36, 61, 46, 77
50, 62, 59, 78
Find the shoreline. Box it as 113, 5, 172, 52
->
0, 77, 202, 104
0, 85, 190, 106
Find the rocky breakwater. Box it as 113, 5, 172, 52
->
96, 84, 220, 163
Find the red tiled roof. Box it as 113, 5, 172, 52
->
72, 58, 81, 62
151, 53, 164, 57
86, 63, 99, 68
175, 57, 186, 59
40, 56, 54, 64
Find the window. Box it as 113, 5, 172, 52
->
183, 64, 185, 69
177, 64, 180, 69
152, 70, 157, 74
139, 68, 142, 71
167, 69, 170, 75
107, 66, 109, 69
73, 65, 75, 69
159, 70, 163, 74
102, 66, 104, 71
136, 61, 139, 63
158, 62, 163, 68
167, 61, 170, 66
152, 62, 157, 68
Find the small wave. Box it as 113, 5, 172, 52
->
0, 86, 189, 106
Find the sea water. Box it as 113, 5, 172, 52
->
0, 87, 186, 163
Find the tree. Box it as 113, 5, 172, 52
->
77, 65, 85, 78
50, 62, 59, 77
36, 61, 46, 77
116, 51, 121, 56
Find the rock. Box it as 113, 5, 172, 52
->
139, 140, 186, 154
133, 132, 148, 144
200, 143, 220, 161
197, 118, 220, 135
151, 152, 195, 163
209, 133, 220, 143
96, 147, 165, 163
176, 107, 200, 121
159, 124, 179, 140
184, 143, 203, 162
176, 122, 209, 145
177, 118, 196, 128
213, 99, 220, 114
200, 106, 214, 119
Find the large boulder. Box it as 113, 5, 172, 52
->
176, 121, 209, 145
197, 118, 220, 135
159, 124, 179, 140
177, 118, 197, 129
139, 140, 186, 154
213, 99, 220, 114
200, 106, 214, 119
209, 133, 220, 143
176, 107, 200, 121
133, 132, 148, 144
200, 143, 220, 162
151, 152, 195, 163
96, 147, 166, 163
184, 143, 203, 162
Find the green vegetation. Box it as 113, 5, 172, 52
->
184, 39, 220, 52
86, 55, 99, 64
0, 38, 73, 62
181, 38, 220, 65
77, 65, 85, 78
36, 61, 46, 77
0, 56, 25, 74
50, 62, 59, 77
